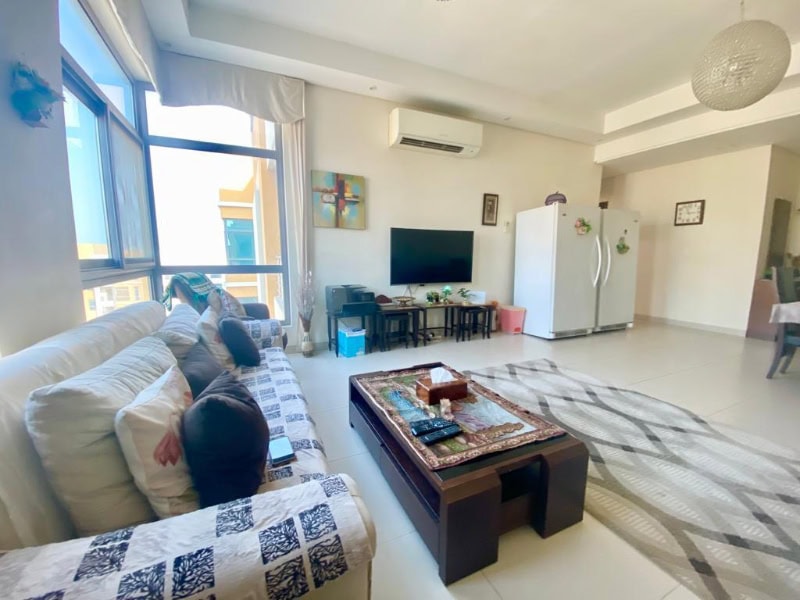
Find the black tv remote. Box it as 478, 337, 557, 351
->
410, 418, 453, 437
418, 424, 461, 445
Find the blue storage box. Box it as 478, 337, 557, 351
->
338, 326, 365, 357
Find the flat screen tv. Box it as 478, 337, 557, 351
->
390, 228, 474, 285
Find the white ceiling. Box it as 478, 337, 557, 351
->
193, 0, 800, 114
141, 0, 800, 170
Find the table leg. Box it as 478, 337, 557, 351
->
767, 324, 787, 378
327, 314, 332, 351
439, 472, 501, 584
413, 310, 420, 347
334, 316, 339, 357
531, 439, 588, 538
422, 308, 428, 346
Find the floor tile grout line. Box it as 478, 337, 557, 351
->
480, 569, 504, 599
658, 583, 681, 600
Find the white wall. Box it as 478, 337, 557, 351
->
757, 147, 800, 271
603, 146, 772, 335
0, 0, 84, 356
305, 85, 602, 343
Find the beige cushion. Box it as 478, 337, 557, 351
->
197, 307, 234, 369
115, 366, 199, 518
25, 336, 176, 536
153, 303, 200, 359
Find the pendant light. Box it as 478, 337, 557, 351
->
691, 0, 791, 111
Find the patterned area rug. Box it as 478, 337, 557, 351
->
467, 359, 800, 600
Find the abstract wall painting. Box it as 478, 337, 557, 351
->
311, 170, 366, 230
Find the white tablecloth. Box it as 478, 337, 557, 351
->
770, 302, 800, 324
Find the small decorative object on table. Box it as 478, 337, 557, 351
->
482, 193, 499, 226
674, 199, 705, 226
457, 287, 472, 304
441, 285, 453, 303
425, 290, 441, 304
10, 62, 64, 128
393, 296, 414, 306
298, 270, 315, 357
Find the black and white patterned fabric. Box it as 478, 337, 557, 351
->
0, 475, 372, 600
242, 320, 284, 349
239, 349, 329, 490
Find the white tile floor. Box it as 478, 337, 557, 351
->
289, 321, 799, 600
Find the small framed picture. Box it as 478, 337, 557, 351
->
674, 199, 705, 226
482, 193, 499, 226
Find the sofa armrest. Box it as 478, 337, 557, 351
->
244, 302, 270, 320
0, 474, 375, 600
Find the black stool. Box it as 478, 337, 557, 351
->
381, 312, 411, 350
456, 306, 490, 342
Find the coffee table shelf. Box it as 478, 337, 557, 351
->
349, 365, 589, 584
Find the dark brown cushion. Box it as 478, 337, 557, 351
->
179, 342, 224, 398
218, 314, 261, 367
181, 372, 269, 508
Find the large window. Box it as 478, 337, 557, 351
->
59, 0, 135, 123
145, 92, 289, 322
60, 0, 154, 311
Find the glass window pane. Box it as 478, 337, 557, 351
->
110, 120, 154, 259
151, 147, 283, 266
161, 273, 285, 321
58, 0, 135, 123
64, 87, 111, 260
145, 91, 276, 150
83, 276, 151, 320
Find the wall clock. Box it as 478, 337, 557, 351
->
674, 199, 705, 226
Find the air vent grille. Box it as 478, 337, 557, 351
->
399, 137, 463, 153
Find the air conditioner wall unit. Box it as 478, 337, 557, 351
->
389, 107, 483, 158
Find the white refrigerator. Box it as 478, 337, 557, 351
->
513, 204, 640, 339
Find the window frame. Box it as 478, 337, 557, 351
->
140, 87, 291, 324
60, 0, 157, 302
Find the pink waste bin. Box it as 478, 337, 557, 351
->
500, 306, 526, 334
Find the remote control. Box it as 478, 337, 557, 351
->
410, 418, 453, 437
418, 423, 461, 445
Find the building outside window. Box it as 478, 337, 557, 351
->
146, 92, 288, 321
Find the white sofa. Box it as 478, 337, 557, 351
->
0, 301, 375, 599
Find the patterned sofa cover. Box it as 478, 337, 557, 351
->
0, 302, 375, 600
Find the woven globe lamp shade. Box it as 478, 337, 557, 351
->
692, 20, 791, 111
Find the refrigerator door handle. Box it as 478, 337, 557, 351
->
592, 235, 602, 287
602, 237, 612, 287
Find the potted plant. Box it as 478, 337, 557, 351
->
297, 271, 315, 357
10, 62, 64, 128
425, 291, 436, 304
441, 285, 453, 304
457, 287, 472, 304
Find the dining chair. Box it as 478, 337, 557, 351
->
766, 267, 800, 378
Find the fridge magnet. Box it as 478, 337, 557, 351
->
574, 217, 592, 235
616, 236, 630, 255
482, 193, 499, 226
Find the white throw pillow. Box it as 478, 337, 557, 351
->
115, 366, 199, 518
25, 336, 176, 536
153, 303, 200, 359
197, 307, 235, 369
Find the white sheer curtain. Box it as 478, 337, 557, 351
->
282, 120, 309, 282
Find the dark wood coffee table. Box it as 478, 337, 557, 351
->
349, 363, 589, 584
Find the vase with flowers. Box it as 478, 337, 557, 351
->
298, 271, 315, 357
441, 285, 453, 304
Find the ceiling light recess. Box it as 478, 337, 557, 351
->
691, 0, 791, 111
